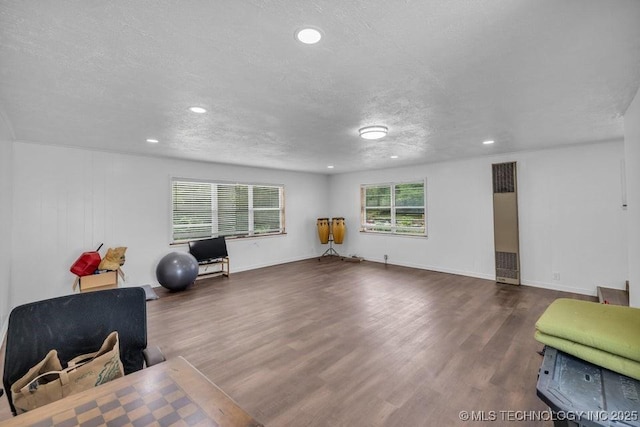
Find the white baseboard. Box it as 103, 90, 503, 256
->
521, 279, 597, 296
362, 259, 597, 296
147, 256, 600, 298
365, 259, 495, 281
229, 253, 320, 274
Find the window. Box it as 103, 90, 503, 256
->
360, 181, 426, 236
171, 178, 285, 242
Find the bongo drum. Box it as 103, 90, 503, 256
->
317, 218, 330, 244
331, 217, 346, 244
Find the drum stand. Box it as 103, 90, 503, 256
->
321, 238, 340, 258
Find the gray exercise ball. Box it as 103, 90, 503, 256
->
156, 252, 199, 291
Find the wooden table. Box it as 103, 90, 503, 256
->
4, 357, 263, 427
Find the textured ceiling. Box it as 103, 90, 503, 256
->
1, 0, 640, 174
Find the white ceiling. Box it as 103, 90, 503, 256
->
1, 1, 640, 174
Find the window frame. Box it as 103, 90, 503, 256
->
360, 179, 427, 237
170, 177, 286, 243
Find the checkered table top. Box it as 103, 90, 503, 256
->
5, 357, 262, 427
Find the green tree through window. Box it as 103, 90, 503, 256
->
361, 181, 426, 235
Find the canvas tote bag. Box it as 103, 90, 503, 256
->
11, 331, 124, 413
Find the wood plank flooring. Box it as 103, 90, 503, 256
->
0, 258, 595, 426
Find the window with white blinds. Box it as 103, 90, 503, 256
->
171, 179, 285, 242
360, 181, 426, 236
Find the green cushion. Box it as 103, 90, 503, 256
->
535, 330, 640, 380
535, 298, 640, 380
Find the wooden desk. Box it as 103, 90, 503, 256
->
5, 357, 263, 427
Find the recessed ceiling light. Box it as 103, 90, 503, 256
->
359, 125, 388, 140
296, 28, 322, 44
146, 138, 159, 144
327, 165, 334, 169
483, 140, 495, 145
390, 155, 399, 159
188, 106, 207, 114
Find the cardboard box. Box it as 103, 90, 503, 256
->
79, 271, 118, 293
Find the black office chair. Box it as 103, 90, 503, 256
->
2, 287, 164, 416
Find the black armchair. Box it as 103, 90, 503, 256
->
2, 287, 164, 415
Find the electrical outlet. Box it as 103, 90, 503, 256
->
553, 272, 560, 281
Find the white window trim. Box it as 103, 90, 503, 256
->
360, 179, 427, 237
170, 177, 286, 243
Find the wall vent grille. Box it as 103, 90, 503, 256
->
492, 162, 516, 193
492, 162, 520, 285
496, 252, 519, 279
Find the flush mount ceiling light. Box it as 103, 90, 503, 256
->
146, 138, 159, 144
296, 27, 322, 44
188, 106, 207, 114
390, 155, 399, 159
359, 125, 388, 140
327, 165, 335, 169
483, 140, 495, 145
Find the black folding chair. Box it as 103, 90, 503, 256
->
2, 287, 164, 415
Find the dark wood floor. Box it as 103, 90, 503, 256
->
0, 258, 595, 426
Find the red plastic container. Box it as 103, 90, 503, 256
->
70, 244, 102, 277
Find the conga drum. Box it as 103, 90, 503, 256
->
331, 217, 346, 244
317, 218, 330, 244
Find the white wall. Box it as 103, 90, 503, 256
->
10, 142, 329, 307
624, 86, 640, 307
0, 139, 13, 334
0, 104, 14, 335
7, 137, 630, 308
329, 141, 627, 296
